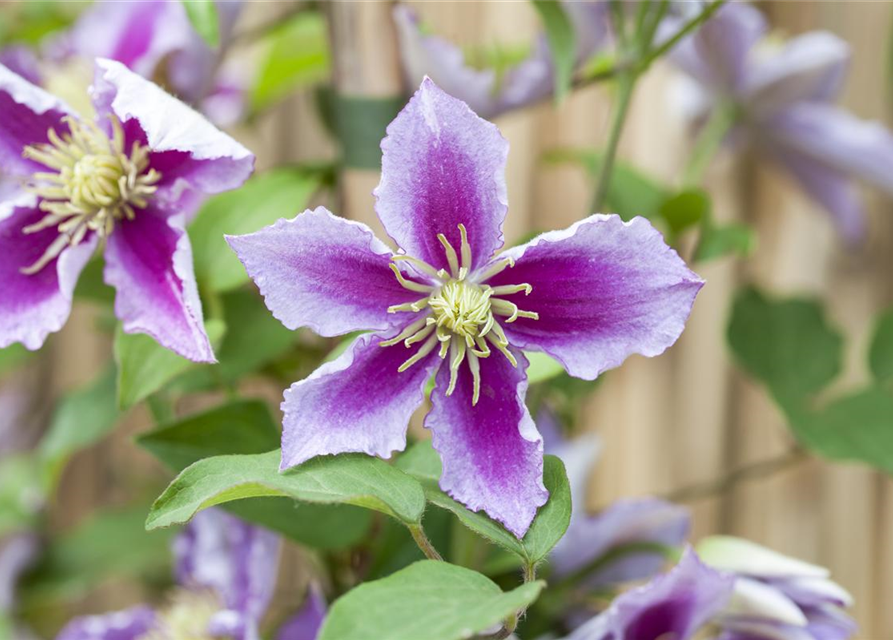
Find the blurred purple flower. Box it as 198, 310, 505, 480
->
0, 533, 40, 613
0, 46, 41, 86
55, 509, 319, 640
668, 3, 893, 242
0, 59, 253, 360
228, 78, 702, 537
538, 408, 691, 589
275, 585, 327, 640
698, 536, 856, 640
393, 2, 608, 120
564, 547, 735, 640
50, 0, 247, 125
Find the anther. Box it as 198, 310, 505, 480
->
389, 263, 435, 294
437, 233, 460, 278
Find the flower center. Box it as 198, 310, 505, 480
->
19, 115, 161, 274
137, 589, 226, 640
383, 224, 538, 405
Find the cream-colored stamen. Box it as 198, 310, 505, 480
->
383, 224, 538, 405
20, 115, 161, 274
137, 589, 221, 640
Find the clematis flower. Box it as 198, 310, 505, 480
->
538, 408, 691, 589
227, 78, 703, 537
393, 2, 608, 120
0, 59, 253, 360
697, 536, 856, 640
56, 509, 303, 640
667, 3, 893, 241
563, 547, 735, 640
50, 0, 246, 125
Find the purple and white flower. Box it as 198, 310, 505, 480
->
56, 509, 324, 640
698, 536, 856, 640
539, 408, 691, 588
0, 59, 253, 360
227, 78, 703, 537
563, 547, 735, 640
668, 3, 893, 242
50, 0, 246, 125
393, 2, 608, 120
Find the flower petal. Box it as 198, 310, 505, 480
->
276, 585, 327, 640
0, 204, 97, 351
551, 498, 691, 587
668, 3, 767, 93
426, 349, 547, 538
766, 103, 893, 201
697, 536, 829, 579
174, 509, 280, 640
280, 329, 441, 470
0, 63, 72, 177
56, 607, 157, 640
91, 58, 254, 202
744, 32, 849, 115
104, 206, 213, 363
760, 142, 865, 243
566, 548, 735, 640
226, 208, 420, 337
490, 215, 703, 381
0, 46, 41, 86
375, 78, 508, 272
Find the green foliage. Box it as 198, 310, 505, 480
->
251, 11, 330, 113
73, 259, 115, 304
181, 0, 220, 48
113, 320, 226, 410
146, 450, 427, 529
397, 442, 571, 568
189, 167, 323, 294
0, 455, 43, 536
526, 351, 566, 385
659, 189, 708, 238
869, 307, 893, 382
0, 344, 32, 377
39, 367, 119, 483
531, 0, 576, 103
695, 221, 755, 262
727, 287, 843, 408
137, 400, 280, 472
318, 560, 544, 640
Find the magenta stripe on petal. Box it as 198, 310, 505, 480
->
0, 205, 96, 351
426, 349, 547, 538
104, 207, 213, 363
226, 208, 420, 337
490, 215, 703, 381
375, 78, 508, 272
280, 329, 441, 470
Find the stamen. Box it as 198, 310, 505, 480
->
379, 316, 431, 347
458, 223, 472, 272
486, 332, 518, 367
446, 339, 467, 396
386, 297, 430, 314
491, 298, 539, 323
398, 334, 439, 372
467, 350, 481, 405
472, 336, 491, 358
437, 233, 460, 278
392, 254, 445, 282
476, 255, 515, 282
389, 263, 435, 293
489, 283, 532, 296
404, 322, 435, 347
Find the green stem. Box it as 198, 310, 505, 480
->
480, 563, 537, 640
637, 0, 728, 72
554, 541, 678, 591
682, 101, 737, 187
590, 73, 636, 213
408, 524, 443, 561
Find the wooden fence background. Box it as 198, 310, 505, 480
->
18, 1, 893, 638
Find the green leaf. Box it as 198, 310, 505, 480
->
543, 148, 668, 220
227, 498, 373, 550
251, 11, 330, 112
727, 287, 843, 407
189, 168, 322, 293
113, 320, 226, 410
39, 367, 118, 482
792, 386, 893, 472
146, 450, 427, 529
659, 189, 708, 237
531, 0, 576, 103
318, 560, 544, 640
181, 0, 219, 48
0, 454, 43, 536
0, 343, 31, 377
869, 307, 893, 382
526, 351, 565, 385
73, 258, 114, 304
695, 222, 755, 262
396, 442, 571, 567
137, 400, 280, 472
